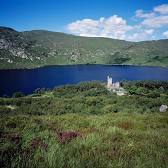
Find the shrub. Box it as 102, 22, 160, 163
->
0, 106, 11, 114
34, 88, 46, 94
147, 92, 160, 98
12, 92, 24, 98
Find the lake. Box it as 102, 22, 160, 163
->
0, 64, 168, 96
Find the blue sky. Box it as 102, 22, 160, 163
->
0, 0, 168, 41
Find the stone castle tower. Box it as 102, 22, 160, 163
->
107, 75, 112, 88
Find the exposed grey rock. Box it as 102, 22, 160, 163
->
159, 105, 168, 112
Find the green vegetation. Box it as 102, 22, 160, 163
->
0, 81, 168, 167
0, 27, 168, 69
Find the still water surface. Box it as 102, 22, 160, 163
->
0, 65, 168, 96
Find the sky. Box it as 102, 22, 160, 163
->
0, 0, 168, 41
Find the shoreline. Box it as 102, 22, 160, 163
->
0, 63, 168, 70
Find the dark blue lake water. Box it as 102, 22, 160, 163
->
0, 65, 168, 96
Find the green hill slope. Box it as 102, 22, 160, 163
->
0, 27, 168, 69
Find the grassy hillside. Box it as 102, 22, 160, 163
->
0, 81, 168, 167
0, 27, 168, 69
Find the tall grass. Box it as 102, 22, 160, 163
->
0, 81, 168, 167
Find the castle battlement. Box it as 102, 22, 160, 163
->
107, 75, 120, 90
107, 75, 113, 88
106, 75, 126, 96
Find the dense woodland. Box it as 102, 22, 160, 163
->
0, 80, 168, 167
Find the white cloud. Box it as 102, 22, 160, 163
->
135, 10, 155, 18
127, 29, 154, 41
163, 30, 168, 38
67, 15, 133, 40
67, 4, 168, 41
67, 19, 100, 37
142, 15, 168, 27
154, 4, 168, 14
67, 16, 155, 41
144, 29, 154, 34
135, 4, 168, 28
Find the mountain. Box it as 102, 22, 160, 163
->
0, 26, 168, 69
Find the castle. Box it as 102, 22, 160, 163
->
107, 75, 126, 96
107, 76, 120, 90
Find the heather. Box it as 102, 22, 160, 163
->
0, 81, 168, 168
